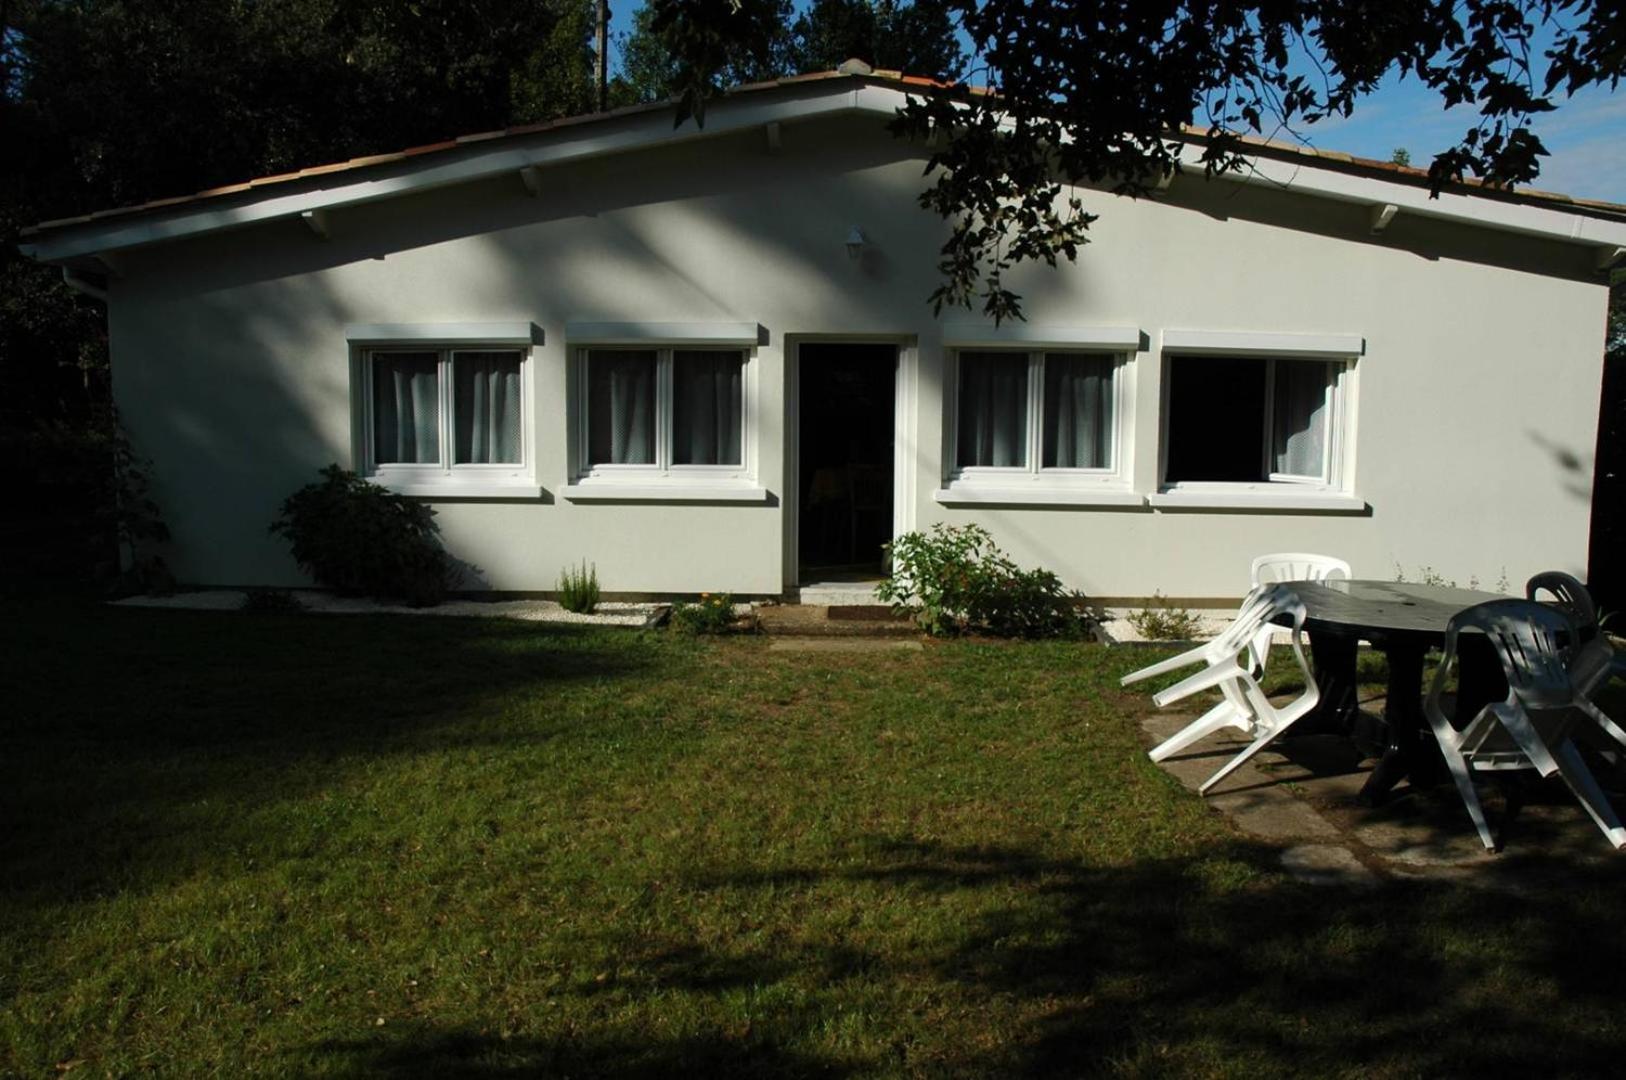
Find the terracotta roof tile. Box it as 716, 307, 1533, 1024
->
20, 68, 1626, 240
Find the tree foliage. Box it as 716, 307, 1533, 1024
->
1, 0, 598, 588
651, 0, 1626, 321
621, 0, 964, 111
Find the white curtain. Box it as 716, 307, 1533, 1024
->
373, 352, 440, 464
454, 351, 522, 464
673, 350, 743, 465
1043, 352, 1113, 468
588, 350, 656, 464
958, 352, 1028, 467
1273, 359, 1331, 477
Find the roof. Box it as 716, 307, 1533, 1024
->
19, 64, 1626, 267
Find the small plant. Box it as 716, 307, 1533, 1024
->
269, 465, 458, 606
240, 587, 304, 614
877, 523, 1088, 639
557, 560, 600, 614
1126, 592, 1204, 641
669, 592, 742, 635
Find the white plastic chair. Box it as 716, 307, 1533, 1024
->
1127, 584, 1322, 794
1527, 571, 1626, 701
1424, 599, 1626, 853
1246, 553, 1351, 671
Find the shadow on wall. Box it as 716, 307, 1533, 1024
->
1527, 427, 1597, 503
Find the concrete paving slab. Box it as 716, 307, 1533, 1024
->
1280, 844, 1380, 887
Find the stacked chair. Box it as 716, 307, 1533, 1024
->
1246, 553, 1350, 672
1122, 583, 1321, 794
1425, 597, 1626, 852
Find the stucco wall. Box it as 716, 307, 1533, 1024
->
105, 113, 1610, 599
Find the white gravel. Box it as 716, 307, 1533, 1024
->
114, 590, 669, 628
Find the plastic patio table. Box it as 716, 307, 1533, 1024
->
1278, 579, 1511, 805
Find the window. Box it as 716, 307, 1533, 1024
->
580, 347, 747, 473
364, 346, 528, 476
1162, 354, 1344, 486
952, 349, 1120, 475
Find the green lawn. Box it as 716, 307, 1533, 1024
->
4, 605, 1625, 1077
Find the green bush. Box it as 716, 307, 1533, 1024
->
557, 560, 600, 614
240, 587, 305, 614
877, 524, 1088, 639
669, 592, 741, 635
268, 465, 458, 606
1125, 593, 1203, 641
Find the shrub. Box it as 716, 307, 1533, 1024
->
877, 523, 1088, 639
268, 465, 457, 606
557, 560, 600, 614
669, 592, 742, 635
1125, 593, 1204, 641
240, 587, 304, 614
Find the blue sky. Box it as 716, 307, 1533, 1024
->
607, 5, 1625, 204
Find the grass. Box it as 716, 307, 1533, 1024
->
4, 604, 1626, 1076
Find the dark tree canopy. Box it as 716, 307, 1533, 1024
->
615, 0, 964, 106
651, 0, 1626, 321
0, 0, 599, 589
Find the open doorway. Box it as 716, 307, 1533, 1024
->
797, 342, 897, 583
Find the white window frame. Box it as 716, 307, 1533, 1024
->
562, 323, 768, 502
353, 343, 537, 498
1152, 330, 1363, 511
937, 347, 1139, 506
574, 345, 755, 477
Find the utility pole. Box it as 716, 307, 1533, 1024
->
595, 0, 610, 112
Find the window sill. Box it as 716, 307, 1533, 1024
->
934, 484, 1146, 508
562, 481, 771, 503
1149, 489, 1367, 512
375, 479, 546, 500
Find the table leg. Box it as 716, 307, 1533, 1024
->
1300, 630, 1360, 736
1357, 642, 1441, 805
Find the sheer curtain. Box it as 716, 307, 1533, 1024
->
958, 351, 1029, 467
372, 352, 440, 464
1272, 360, 1331, 478
1042, 352, 1113, 468
673, 350, 743, 465
454, 351, 522, 464
588, 350, 656, 464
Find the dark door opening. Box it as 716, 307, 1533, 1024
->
798, 343, 896, 582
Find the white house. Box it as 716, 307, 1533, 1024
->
21, 68, 1626, 602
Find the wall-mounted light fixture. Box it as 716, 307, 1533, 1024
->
845, 226, 866, 260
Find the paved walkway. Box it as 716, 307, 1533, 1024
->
1142, 710, 1625, 890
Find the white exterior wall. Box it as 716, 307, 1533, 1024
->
104, 113, 1610, 599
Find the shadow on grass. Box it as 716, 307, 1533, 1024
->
306, 834, 1626, 1077
0, 603, 660, 909
310, 1027, 850, 1078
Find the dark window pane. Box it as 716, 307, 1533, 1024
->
673, 350, 744, 465
453, 351, 522, 464
1164, 356, 1267, 482
957, 351, 1028, 468
1272, 360, 1332, 478
372, 351, 440, 464
1042, 352, 1114, 468
587, 350, 657, 465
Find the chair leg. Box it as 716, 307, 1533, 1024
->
1441, 750, 1498, 853
1148, 700, 1246, 763
1552, 740, 1626, 851
1198, 723, 1284, 795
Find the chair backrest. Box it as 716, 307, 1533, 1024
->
1250, 552, 1352, 587
1448, 599, 1578, 713
1213, 583, 1306, 655
1525, 570, 1598, 635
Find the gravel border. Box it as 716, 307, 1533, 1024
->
113, 591, 669, 628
